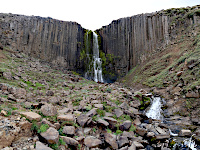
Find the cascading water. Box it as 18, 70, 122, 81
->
92, 32, 104, 83
146, 96, 163, 121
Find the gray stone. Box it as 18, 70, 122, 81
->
104, 133, 118, 149
21, 112, 41, 121
36, 141, 53, 150
84, 136, 102, 148
114, 109, 123, 118
63, 126, 75, 135
118, 136, 129, 148
57, 114, 74, 122
61, 136, 79, 146
86, 108, 97, 117
41, 104, 57, 116
120, 120, 132, 130
77, 114, 90, 127
179, 129, 192, 137
40, 127, 59, 144
97, 118, 109, 127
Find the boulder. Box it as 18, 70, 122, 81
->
114, 109, 123, 118
86, 108, 97, 117
135, 126, 147, 136
120, 120, 132, 131
179, 129, 192, 137
63, 126, 75, 135
118, 136, 129, 148
40, 127, 59, 144
21, 112, 41, 121
57, 114, 74, 122
77, 114, 90, 127
41, 104, 57, 116
35, 141, 53, 150
104, 133, 118, 149
97, 118, 109, 127
84, 136, 102, 148
61, 136, 79, 146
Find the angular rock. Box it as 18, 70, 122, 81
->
14, 88, 26, 99
57, 114, 74, 122
179, 129, 192, 137
61, 136, 79, 146
49, 96, 61, 104
155, 134, 170, 140
40, 127, 59, 144
35, 141, 53, 150
41, 118, 56, 129
77, 114, 90, 127
186, 91, 199, 98
104, 133, 118, 149
114, 109, 123, 118
21, 112, 41, 121
118, 136, 129, 148
41, 104, 57, 116
94, 104, 104, 109
84, 136, 102, 148
97, 118, 109, 127
86, 108, 97, 117
135, 126, 147, 136
132, 141, 144, 149
103, 116, 118, 128
46, 90, 54, 96
133, 117, 141, 125
63, 126, 75, 135
120, 120, 132, 131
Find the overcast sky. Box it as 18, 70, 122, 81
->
1, 0, 200, 30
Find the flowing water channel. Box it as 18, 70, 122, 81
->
92, 32, 104, 83
84, 31, 104, 83
146, 96, 198, 150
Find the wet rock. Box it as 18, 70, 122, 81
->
35, 141, 53, 150
77, 114, 90, 127
41, 104, 57, 116
118, 136, 129, 148
61, 136, 79, 146
84, 136, 102, 148
40, 127, 59, 144
104, 133, 118, 149
21, 112, 41, 121
57, 114, 74, 122
179, 129, 192, 137
63, 126, 75, 135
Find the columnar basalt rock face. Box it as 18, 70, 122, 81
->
0, 13, 85, 72
98, 10, 200, 77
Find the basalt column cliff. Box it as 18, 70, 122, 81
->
0, 13, 85, 72
97, 6, 200, 79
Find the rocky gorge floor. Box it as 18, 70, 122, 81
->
0, 48, 200, 150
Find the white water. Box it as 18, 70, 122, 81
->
146, 97, 163, 120
93, 32, 104, 83
184, 135, 197, 150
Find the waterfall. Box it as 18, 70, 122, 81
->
92, 32, 104, 83
146, 97, 163, 121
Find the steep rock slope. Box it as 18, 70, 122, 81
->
98, 5, 200, 78
0, 13, 85, 72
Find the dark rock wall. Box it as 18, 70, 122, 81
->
0, 13, 85, 72
98, 11, 200, 77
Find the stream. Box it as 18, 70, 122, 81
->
146, 96, 198, 150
